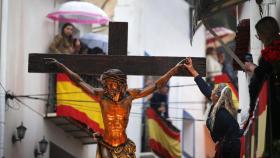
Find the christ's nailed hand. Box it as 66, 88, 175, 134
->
44, 58, 58, 64
44, 58, 63, 70
44, 58, 62, 66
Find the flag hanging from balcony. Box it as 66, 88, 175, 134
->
146, 108, 181, 158
56, 73, 104, 134
240, 81, 268, 157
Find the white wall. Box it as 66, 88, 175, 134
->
114, 0, 206, 157
0, 0, 8, 157
3, 0, 94, 157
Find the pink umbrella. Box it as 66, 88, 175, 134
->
206, 27, 235, 47
47, 1, 109, 25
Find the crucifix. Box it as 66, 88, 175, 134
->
28, 22, 205, 76
28, 22, 205, 157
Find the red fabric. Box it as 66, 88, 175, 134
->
214, 74, 231, 83
241, 82, 269, 156
57, 73, 70, 81
214, 142, 221, 158
57, 105, 104, 134
149, 139, 174, 158
240, 136, 246, 157
251, 119, 255, 136
146, 108, 180, 141
258, 81, 268, 115
261, 39, 280, 63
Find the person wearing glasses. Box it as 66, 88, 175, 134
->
244, 17, 280, 129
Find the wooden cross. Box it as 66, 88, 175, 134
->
28, 22, 205, 77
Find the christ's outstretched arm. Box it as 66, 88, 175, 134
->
45, 58, 103, 101
128, 61, 183, 99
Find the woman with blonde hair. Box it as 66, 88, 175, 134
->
184, 57, 241, 158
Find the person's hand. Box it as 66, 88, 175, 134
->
242, 108, 255, 131
176, 58, 186, 67
183, 57, 195, 73
183, 57, 199, 77
174, 59, 185, 73
158, 103, 166, 113
245, 62, 257, 72
69, 47, 75, 54
184, 57, 193, 70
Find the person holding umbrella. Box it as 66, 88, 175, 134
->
48, 23, 76, 112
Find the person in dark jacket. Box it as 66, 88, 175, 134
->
244, 16, 280, 157
150, 85, 169, 119
184, 57, 241, 158
244, 16, 280, 125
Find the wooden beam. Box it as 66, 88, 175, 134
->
28, 54, 206, 77
108, 22, 128, 56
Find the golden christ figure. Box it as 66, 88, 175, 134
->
46, 58, 183, 158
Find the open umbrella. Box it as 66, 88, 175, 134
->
47, 1, 109, 25
206, 27, 235, 47
80, 33, 108, 53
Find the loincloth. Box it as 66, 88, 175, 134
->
96, 138, 136, 158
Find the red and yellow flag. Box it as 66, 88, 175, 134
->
146, 108, 181, 158
240, 82, 268, 158
56, 73, 104, 134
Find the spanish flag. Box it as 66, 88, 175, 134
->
255, 82, 268, 157
146, 108, 181, 158
56, 73, 104, 134
240, 82, 268, 158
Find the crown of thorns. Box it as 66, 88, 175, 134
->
100, 69, 127, 84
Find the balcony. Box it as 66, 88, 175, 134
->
46, 74, 101, 145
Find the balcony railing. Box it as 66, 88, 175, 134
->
45, 74, 102, 145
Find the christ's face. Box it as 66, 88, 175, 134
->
104, 79, 126, 102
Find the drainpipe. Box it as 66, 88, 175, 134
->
0, 0, 8, 157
